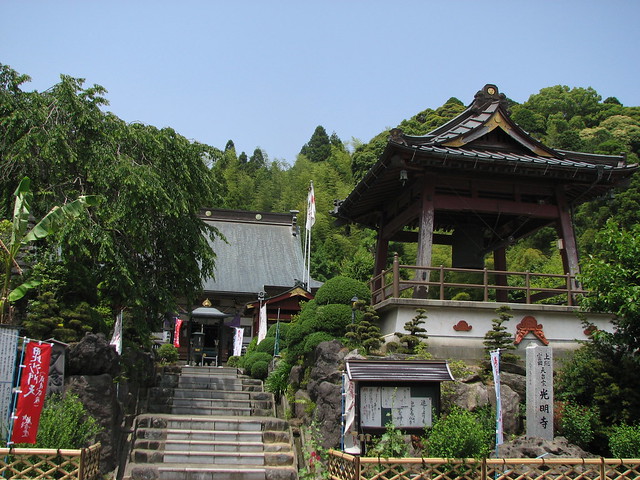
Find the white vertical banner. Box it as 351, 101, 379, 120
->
233, 327, 244, 357
110, 310, 123, 355
303, 181, 315, 289
490, 349, 504, 446
257, 302, 267, 344
0, 326, 19, 441
342, 373, 360, 454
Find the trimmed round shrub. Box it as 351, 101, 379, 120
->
256, 337, 276, 354
226, 356, 240, 367
303, 331, 334, 356
243, 351, 272, 373
251, 360, 269, 380
314, 276, 370, 305
315, 303, 353, 336
609, 424, 640, 457
427, 406, 493, 458
267, 321, 290, 342
156, 344, 179, 364
284, 321, 314, 361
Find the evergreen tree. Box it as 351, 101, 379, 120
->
345, 302, 383, 355
300, 125, 331, 162
483, 306, 518, 364
394, 308, 429, 354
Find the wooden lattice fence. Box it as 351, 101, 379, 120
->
328, 449, 640, 480
0, 443, 100, 479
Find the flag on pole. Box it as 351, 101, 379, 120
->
490, 349, 504, 446
173, 318, 183, 348
233, 327, 244, 357
258, 302, 267, 344
110, 310, 123, 355
306, 181, 316, 231
11, 341, 52, 444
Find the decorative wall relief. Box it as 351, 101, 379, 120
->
515, 315, 549, 345
453, 320, 472, 331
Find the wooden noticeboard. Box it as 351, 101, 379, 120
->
359, 385, 433, 429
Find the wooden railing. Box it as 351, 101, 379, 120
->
328, 450, 640, 480
0, 443, 100, 479
370, 255, 587, 307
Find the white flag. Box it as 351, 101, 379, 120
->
110, 310, 123, 355
233, 327, 244, 357
306, 182, 316, 231
258, 303, 267, 344
490, 349, 504, 445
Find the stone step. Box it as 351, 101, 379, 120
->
181, 366, 240, 376
135, 414, 289, 432
171, 405, 253, 416
136, 427, 263, 443
172, 396, 272, 410
165, 439, 265, 453
125, 463, 297, 480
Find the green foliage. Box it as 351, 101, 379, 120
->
256, 336, 276, 354
226, 355, 240, 367
156, 343, 179, 364
345, 302, 383, 355
265, 360, 292, 401
250, 360, 269, 380
426, 406, 493, 459
556, 342, 640, 430
27, 393, 101, 448
303, 331, 334, 355
314, 303, 352, 336
313, 276, 370, 305
558, 401, 599, 450
609, 424, 640, 458
367, 421, 409, 458
579, 220, 640, 357
394, 308, 429, 354
482, 306, 518, 365
242, 351, 272, 374
300, 125, 333, 163
299, 421, 329, 480
0, 176, 97, 324
0, 65, 221, 337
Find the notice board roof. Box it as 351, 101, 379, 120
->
346, 359, 454, 382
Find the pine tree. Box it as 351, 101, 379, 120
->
394, 308, 429, 354
345, 303, 383, 355
483, 305, 518, 364
299, 125, 331, 162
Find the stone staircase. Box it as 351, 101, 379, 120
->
122, 365, 297, 480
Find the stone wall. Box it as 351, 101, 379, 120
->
289, 340, 529, 451
64, 333, 155, 475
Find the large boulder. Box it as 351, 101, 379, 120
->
498, 435, 596, 458
66, 373, 122, 473
67, 333, 120, 377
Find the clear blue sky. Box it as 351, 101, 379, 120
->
2, 1, 639, 164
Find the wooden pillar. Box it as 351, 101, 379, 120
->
414, 176, 436, 298
555, 186, 580, 282
493, 247, 508, 302
373, 225, 389, 277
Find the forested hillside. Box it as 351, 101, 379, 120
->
2, 63, 640, 340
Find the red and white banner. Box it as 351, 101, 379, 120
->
11, 341, 52, 444
173, 318, 183, 348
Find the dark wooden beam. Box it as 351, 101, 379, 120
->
434, 194, 559, 218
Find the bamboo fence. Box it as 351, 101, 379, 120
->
328, 450, 640, 480
0, 443, 100, 479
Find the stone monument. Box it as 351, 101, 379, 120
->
526, 344, 553, 439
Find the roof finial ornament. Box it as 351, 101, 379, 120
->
389, 128, 407, 145
471, 84, 510, 113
